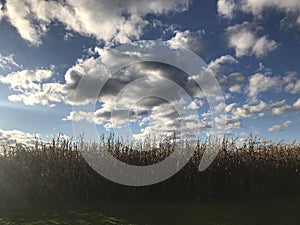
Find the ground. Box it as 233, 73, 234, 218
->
0, 195, 299, 225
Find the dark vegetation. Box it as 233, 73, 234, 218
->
1, 197, 300, 225
0, 135, 300, 202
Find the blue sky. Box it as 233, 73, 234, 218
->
0, 0, 299, 144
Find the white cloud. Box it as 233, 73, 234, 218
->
217, 0, 300, 28
246, 101, 268, 113
217, 0, 235, 19
226, 22, 278, 57
208, 55, 238, 72
63, 111, 95, 123
1, 0, 189, 46
216, 100, 271, 131
0, 69, 53, 91
223, 73, 245, 93
268, 120, 291, 132
220, 97, 299, 133
4, 1, 44, 45
283, 120, 292, 127
167, 30, 205, 56
268, 124, 282, 132
272, 106, 290, 115
0, 128, 38, 146
225, 103, 236, 112
284, 73, 300, 94
1, 48, 296, 140
64, 32, 74, 41
247, 73, 279, 102
133, 101, 207, 140
0, 54, 20, 70
43, 46, 236, 139
271, 100, 291, 115
187, 99, 203, 110
270, 98, 300, 115
0, 69, 63, 106
293, 98, 300, 110
0, 2, 3, 20
58, 48, 216, 139
231, 101, 268, 119
0, 36, 205, 109
208, 55, 244, 93
252, 36, 278, 58
0, 129, 71, 146
214, 114, 242, 130
241, 0, 300, 16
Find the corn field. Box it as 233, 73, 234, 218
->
0, 135, 300, 201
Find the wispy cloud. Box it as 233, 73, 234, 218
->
268, 120, 291, 132
0, 54, 20, 70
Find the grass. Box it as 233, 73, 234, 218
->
1, 135, 300, 202
0, 196, 300, 225
0, 135, 299, 224
1, 135, 300, 201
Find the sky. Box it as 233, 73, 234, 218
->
0, 0, 299, 145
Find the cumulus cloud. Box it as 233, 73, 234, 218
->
0, 34, 237, 140
167, 30, 205, 57
210, 100, 269, 131
245, 70, 300, 103
217, 0, 235, 19
270, 98, 300, 115
230, 101, 268, 120
271, 100, 290, 115
268, 120, 291, 132
0, 40, 213, 138
210, 67, 300, 131
208, 55, 238, 72
0, 129, 71, 147
217, 0, 300, 27
0, 128, 38, 146
219, 73, 245, 93
247, 73, 280, 102
208, 55, 244, 93
215, 114, 242, 130
1, 43, 296, 140
0, 35, 206, 107
240, 0, 300, 17
222, 98, 296, 131
0, 69, 64, 106
284, 72, 300, 94
64, 32, 74, 41
0, 2, 3, 20
0, 0, 189, 45
58, 40, 229, 138
226, 22, 278, 58
133, 101, 204, 139
293, 98, 300, 110
219, 97, 299, 132
246, 101, 268, 113
0, 69, 53, 90
63, 111, 95, 123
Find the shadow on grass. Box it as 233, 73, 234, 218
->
0, 195, 300, 225
0, 211, 133, 225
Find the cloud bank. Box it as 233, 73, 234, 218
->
0, 0, 189, 46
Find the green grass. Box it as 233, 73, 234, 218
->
0, 196, 299, 225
